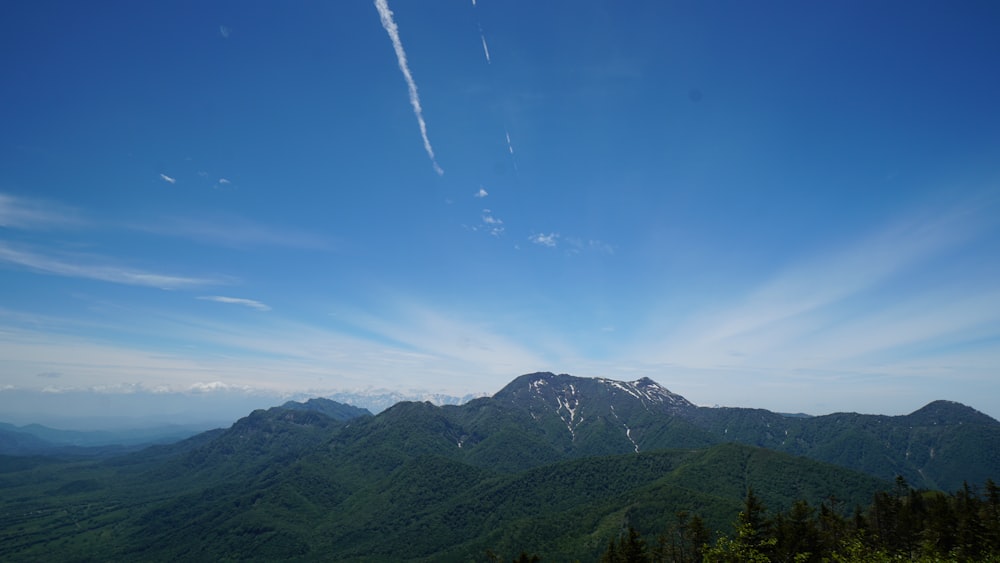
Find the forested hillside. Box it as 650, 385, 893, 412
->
602, 479, 1000, 562
1, 373, 998, 561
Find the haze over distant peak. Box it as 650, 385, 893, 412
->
0, 385, 486, 429
1, 371, 995, 432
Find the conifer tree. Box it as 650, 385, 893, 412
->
985, 479, 1000, 552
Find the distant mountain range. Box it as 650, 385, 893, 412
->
1, 371, 997, 561
323, 389, 486, 414
0, 421, 210, 457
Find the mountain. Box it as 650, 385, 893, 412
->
1, 373, 997, 561
4, 373, 996, 487
0, 415, 886, 562
904, 399, 998, 426
0, 421, 210, 449
674, 392, 1000, 491
0, 425, 192, 458
278, 397, 373, 420
0, 426, 54, 455
323, 389, 486, 414
467, 372, 1000, 490
411, 372, 997, 490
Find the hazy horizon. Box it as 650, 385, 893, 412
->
3, 372, 997, 431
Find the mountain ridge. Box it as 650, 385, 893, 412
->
495, 372, 999, 490
3, 372, 994, 490
290, 371, 999, 490
1, 372, 997, 561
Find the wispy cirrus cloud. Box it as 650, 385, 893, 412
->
0, 293, 553, 397
198, 295, 271, 311
137, 216, 331, 250
0, 242, 223, 289
563, 237, 615, 255
159, 173, 176, 184
681, 199, 996, 350
0, 193, 84, 230
374, 0, 444, 176
588, 240, 614, 254
635, 195, 1000, 391
324, 298, 552, 382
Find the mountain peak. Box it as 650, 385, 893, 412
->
905, 400, 998, 426
623, 376, 695, 408
494, 372, 695, 411
277, 397, 372, 421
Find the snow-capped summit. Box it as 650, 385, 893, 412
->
596, 376, 695, 409
490, 372, 701, 452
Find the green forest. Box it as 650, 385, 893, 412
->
2, 375, 1000, 561
599, 478, 1000, 563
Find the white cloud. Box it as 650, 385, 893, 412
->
198, 295, 271, 311
219, 26, 231, 39
189, 381, 251, 393
0, 242, 222, 289
481, 210, 501, 225
475, 187, 488, 198
530, 232, 610, 254
481, 209, 503, 236
0, 193, 83, 230
218, 178, 231, 185
529, 232, 559, 247
374, 0, 444, 176
159, 173, 176, 184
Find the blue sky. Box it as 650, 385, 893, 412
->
2, 0, 999, 422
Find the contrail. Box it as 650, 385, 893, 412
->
479, 25, 491, 63
481, 35, 491, 63
374, 0, 444, 176
505, 129, 519, 173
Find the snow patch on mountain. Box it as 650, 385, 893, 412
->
598, 377, 694, 409
611, 404, 640, 453
555, 389, 584, 440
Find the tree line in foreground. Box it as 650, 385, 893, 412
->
594, 477, 1000, 562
